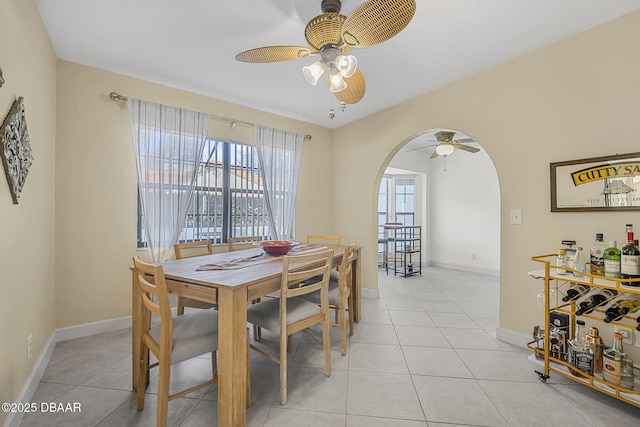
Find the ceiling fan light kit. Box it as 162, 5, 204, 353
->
435, 143, 455, 156
235, 0, 416, 111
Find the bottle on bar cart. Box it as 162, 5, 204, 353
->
621, 224, 640, 286
603, 297, 640, 323
620, 354, 635, 390
568, 320, 592, 377
604, 240, 621, 278
573, 247, 587, 278
556, 249, 567, 275
590, 233, 606, 276
561, 284, 590, 303
603, 332, 625, 386
574, 289, 618, 316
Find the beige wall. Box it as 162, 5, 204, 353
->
54, 61, 334, 328
0, 0, 57, 421
334, 10, 640, 349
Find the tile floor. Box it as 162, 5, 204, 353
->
20, 267, 640, 426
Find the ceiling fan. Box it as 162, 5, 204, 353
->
408, 131, 480, 158
235, 0, 416, 105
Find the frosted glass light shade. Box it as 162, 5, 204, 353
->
335, 55, 357, 78
329, 72, 347, 92
436, 144, 455, 156
302, 61, 325, 85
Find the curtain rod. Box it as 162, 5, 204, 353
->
109, 92, 311, 141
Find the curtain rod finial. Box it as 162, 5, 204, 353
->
304, 134, 312, 142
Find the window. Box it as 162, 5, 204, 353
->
138, 139, 271, 247
377, 174, 416, 230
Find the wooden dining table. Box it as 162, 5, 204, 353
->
131, 244, 361, 427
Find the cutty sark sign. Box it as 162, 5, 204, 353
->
551, 153, 640, 212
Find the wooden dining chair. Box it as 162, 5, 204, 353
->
228, 235, 262, 252
132, 257, 250, 427
302, 242, 356, 356
173, 240, 216, 315
306, 234, 341, 246
246, 249, 333, 405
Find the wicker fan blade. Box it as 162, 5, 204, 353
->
334, 68, 366, 104
341, 0, 416, 47
235, 46, 312, 63
430, 150, 440, 159
456, 138, 474, 143
453, 143, 480, 153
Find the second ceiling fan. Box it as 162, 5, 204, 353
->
409, 131, 481, 158
235, 0, 416, 105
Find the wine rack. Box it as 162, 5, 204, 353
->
528, 254, 640, 408
385, 225, 421, 277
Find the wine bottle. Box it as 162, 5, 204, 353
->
621, 228, 640, 286
604, 240, 621, 278
574, 289, 618, 315
590, 233, 605, 276
602, 297, 640, 323
561, 284, 590, 302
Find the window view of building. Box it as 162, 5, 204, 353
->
138, 139, 271, 247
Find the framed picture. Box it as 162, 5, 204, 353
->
550, 152, 640, 212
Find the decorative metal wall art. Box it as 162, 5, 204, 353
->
1, 97, 33, 203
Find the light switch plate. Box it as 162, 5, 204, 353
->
510, 209, 522, 225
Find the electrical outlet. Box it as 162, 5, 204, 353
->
615, 327, 633, 346
26, 334, 33, 360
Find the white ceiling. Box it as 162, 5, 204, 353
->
36, 0, 640, 130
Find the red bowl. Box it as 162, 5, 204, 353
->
257, 240, 298, 256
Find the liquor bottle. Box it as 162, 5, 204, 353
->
603, 332, 624, 386
561, 284, 590, 302
568, 320, 592, 376
573, 247, 587, 278
562, 240, 576, 271
620, 354, 635, 390
621, 228, 640, 286
586, 326, 604, 373
602, 297, 640, 323
556, 249, 567, 275
604, 240, 621, 278
590, 233, 606, 276
574, 289, 618, 316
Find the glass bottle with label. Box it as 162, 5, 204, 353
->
573, 247, 587, 278
590, 233, 606, 276
621, 228, 640, 286
556, 249, 567, 275
568, 320, 592, 376
604, 240, 621, 278
603, 332, 624, 386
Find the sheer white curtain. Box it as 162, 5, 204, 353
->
254, 125, 304, 240
129, 99, 210, 262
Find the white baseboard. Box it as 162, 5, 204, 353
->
430, 261, 500, 277
54, 315, 132, 342
361, 286, 380, 298
4, 333, 57, 427
3, 316, 134, 427
496, 326, 531, 348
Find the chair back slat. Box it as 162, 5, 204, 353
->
132, 257, 174, 350
281, 250, 333, 300
174, 240, 213, 259
306, 234, 341, 246
228, 236, 262, 252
